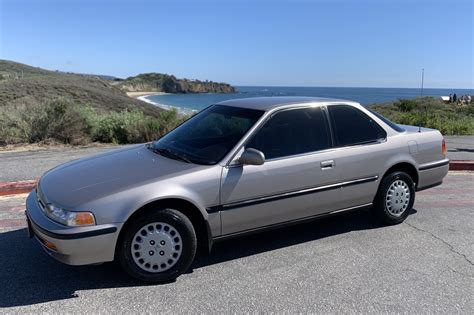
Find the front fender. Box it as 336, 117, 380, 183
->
80, 166, 222, 238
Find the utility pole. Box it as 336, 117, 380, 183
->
421, 68, 424, 96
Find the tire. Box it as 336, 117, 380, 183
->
118, 208, 197, 283
372, 171, 415, 225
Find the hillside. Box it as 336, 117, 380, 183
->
0, 60, 162, 117
119, 73, 236, 94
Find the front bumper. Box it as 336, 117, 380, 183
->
26, 189, 123, 265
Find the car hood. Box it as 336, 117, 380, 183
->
39, 145, 205, 208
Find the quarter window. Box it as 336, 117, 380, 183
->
328, 105, 386, 147
247, 107, 331, 159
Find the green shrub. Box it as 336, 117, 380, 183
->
0, 98, 190, 146
93, 111, 143, 143
30, 98, 90, 144
158, 108, 184, 134
395, 99, 417, 112
0, 98, 90, 145
84, 108, 181, 144
370, 97, 474, 135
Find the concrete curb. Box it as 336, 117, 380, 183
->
0, 161, 472, 196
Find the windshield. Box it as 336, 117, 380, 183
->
151, 105, 264, 165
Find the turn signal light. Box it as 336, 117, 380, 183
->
44, 240, 57, 251
74, 212, 96, 226
442, 138, 447, 156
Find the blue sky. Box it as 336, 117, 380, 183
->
1, 0, 472, 88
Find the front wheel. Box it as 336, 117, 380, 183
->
372, 171, 415, 224
118, 208, 197, 283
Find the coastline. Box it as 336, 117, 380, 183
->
126, 91, 169, 98
130, 92, 196, 115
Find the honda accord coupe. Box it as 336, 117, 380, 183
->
26, 97, 449, 282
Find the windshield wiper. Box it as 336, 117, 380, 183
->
148, 146, 192, 163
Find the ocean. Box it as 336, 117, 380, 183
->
145, 86, 472, 114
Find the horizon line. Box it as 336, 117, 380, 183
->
233, 85, 473, 90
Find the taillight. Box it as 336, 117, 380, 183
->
442, 138, 447, 156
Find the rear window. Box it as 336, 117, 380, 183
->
367, 108, 405, 132
328, 105, 387, 147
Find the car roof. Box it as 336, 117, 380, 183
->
216, 96, 360, 111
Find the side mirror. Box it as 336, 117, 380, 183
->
239, 148, 265, 165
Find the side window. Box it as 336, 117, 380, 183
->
328, 105, 386, 147
247, 107, 331, 160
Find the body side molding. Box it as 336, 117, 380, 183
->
207, 176, 378, 213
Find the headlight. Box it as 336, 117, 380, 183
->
44, 204, 95, 226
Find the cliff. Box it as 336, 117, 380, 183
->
119, 73, 236, 94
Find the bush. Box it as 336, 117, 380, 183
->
92, 111, 159, 144
30, 98, 90, 144
370, 97, 474, 135
0, 98, 188, 146
158, 108, 183, 134
395, 99, 417, 112
0, 98, 90, 145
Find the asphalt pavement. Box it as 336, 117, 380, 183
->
0, 172, 472, 313
445, 136, 474, 160
0, 145, 128, 182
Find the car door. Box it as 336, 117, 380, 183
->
325, 104, 390, 208
219, 106, 345, 235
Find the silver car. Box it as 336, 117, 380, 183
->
26, 97, 449, 282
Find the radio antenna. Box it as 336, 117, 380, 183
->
419, 68, 425, 132
420, 68, 424, 96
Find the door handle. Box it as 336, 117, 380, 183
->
320, 160, 335, 170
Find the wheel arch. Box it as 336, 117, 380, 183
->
381, 162, 419, 189
115, 198, 213, 260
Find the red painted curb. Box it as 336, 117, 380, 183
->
0, 160, 472, 197
449, 160, 474, 171
0, 180, 38, 196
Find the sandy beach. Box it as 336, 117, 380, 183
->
126, 91, 169, 98
127, 91, 178, 112
130, 92, 195, 115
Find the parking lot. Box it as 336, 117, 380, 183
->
0, 172, 472, 313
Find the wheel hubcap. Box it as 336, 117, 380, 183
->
131, 222, 182, 272
385, 179, 411, 217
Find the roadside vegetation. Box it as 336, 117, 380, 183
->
369, 97, 474, 135
0, 98, 187, 146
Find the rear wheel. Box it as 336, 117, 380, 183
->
118, 208, 197, 283
372, 171, 415, 224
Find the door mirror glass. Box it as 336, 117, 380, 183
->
239, 148, 265, 165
